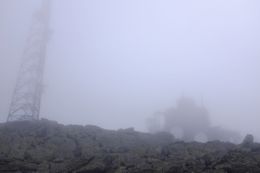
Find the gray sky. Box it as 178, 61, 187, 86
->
0, 0, 260, 140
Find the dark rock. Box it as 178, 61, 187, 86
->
0, 119, 259, 173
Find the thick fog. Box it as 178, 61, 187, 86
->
0, 0, 260, 141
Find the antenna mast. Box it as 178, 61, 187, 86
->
7, 0, 51, 121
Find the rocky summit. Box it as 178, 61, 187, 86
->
0, 120, 260, 173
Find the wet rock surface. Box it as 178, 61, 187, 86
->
0, 119, 260, 173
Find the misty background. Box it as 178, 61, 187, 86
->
0, 0, 259, 141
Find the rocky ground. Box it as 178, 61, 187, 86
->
0, 119, 260, 173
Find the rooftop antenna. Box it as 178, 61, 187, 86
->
7, 0, 51, 121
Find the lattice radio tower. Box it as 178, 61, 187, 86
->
7, 0, 51, 121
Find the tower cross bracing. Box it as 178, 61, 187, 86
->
7, 0, 51, 121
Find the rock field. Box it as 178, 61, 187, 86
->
0, 119, 260, 173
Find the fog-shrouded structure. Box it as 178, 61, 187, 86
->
7, 0, 51, 121
147, 97, 242, 143
0, 0, 259, 141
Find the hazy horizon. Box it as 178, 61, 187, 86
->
0, 0, 259, 141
